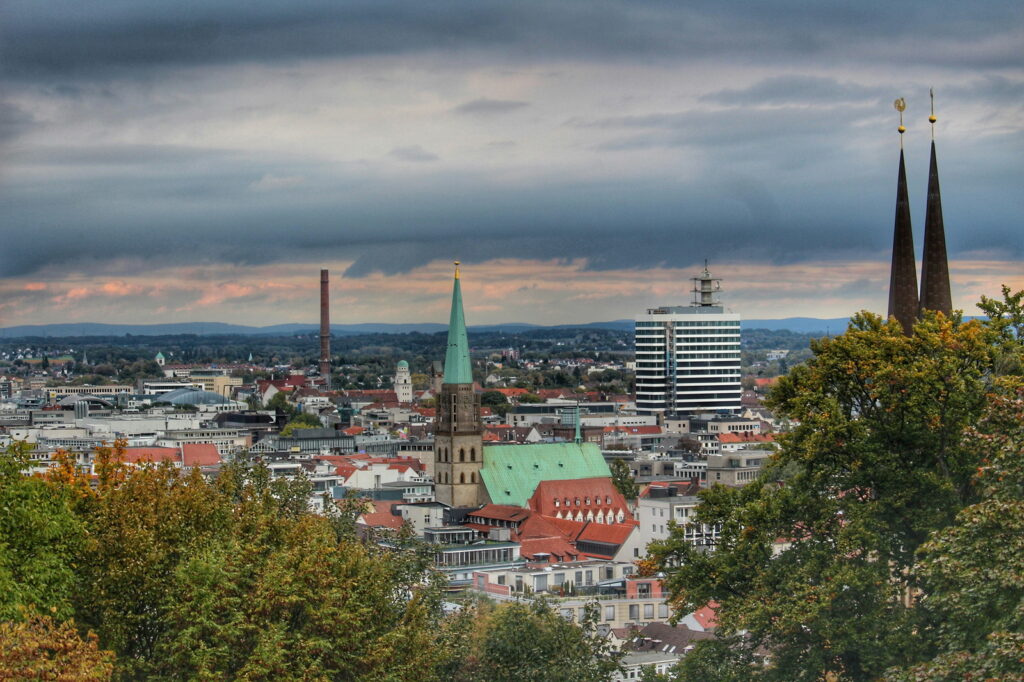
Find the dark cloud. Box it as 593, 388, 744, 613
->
2, 1, 1021, 79
453, 98, 529, 115
388, 145, 439, 162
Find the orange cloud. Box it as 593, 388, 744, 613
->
23, 282, 47, 291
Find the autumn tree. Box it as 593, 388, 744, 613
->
0, 610, 114, 681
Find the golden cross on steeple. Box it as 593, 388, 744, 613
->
454, 260, 461, 280
929, 88, 937, 140
894, 97, 906, 148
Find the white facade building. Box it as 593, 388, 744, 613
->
635, 266, 741, 415
394, 360, 413, 403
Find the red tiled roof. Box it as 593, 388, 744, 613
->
181, 443, 220, 467
691, 602, 719, 630
471, 504, 532, 523
358, 500, 405, 530
519, 537, 579, 562
577, 519, 637, 545
719, 432, 774, 444
528, 477, 632, 523
119, 447, 180, 464
342, 426, 365, 435
495, 388, 528, 397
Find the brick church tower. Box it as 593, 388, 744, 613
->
434, 262, 486, 508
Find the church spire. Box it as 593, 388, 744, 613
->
887, 98, 918, 335
919, 90, 952, 316
443, 261, 473, 384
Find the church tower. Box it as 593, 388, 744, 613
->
919, 90, 952, 316
434, 262, 486, 508
887, 97, 918, 335
394, 360, 413, 403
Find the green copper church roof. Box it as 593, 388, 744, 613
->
480, 442, 612, 507
443, 267, 473, 385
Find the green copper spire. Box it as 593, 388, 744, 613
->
443, 262, 473, 385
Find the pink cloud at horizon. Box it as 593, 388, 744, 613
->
0, 257, 1020, 328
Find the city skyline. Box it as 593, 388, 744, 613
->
2, 1, 1021, 327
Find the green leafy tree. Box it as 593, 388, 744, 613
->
650, 308, 1009, 681
443, 599, 621, 682
280, 412, 323, 436
610, 458, 638, 500
0, 442, 84, 621
887, 384, 1024, 681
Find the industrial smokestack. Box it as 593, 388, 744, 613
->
319, 269, 331, 389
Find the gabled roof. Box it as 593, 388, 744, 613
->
181, 443, 220, 467
528, 477, 630, 521
357, 500, 405, 530
691, 602, 719, 630
119, 447, 180, 464
479, 442, 611, 508
471, 504, 532, 523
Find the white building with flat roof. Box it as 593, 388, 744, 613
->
635, 266, 741, 416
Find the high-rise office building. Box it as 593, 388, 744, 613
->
635, 266, 742, 416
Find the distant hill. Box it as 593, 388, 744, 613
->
0, 317, 850, 338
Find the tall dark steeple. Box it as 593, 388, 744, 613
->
887, 97, 918, 335
919, 90, 952, 316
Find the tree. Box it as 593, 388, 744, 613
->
650, 307, 1012, 681
442, 599, 622, 681
886, 384, 1024, 681
280, 412, 322, 436
0, 442, 84, 622
0, 610, 114, 681
610, 458, 638, 501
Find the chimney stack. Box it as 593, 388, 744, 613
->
319, 269, 331, 389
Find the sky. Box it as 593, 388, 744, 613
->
1, 1, 1021, 328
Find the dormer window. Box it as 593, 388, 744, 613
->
554, 499, 560, 507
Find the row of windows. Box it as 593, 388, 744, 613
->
553, 495, 614, 507
437, 470, 478, 485
635, 320, 739, 328
437, 446, 476, 463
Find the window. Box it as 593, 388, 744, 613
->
605, 605, 615, 621
470, 447, 476, 461
460, 472, 465, 484
460, 449, 465, 462
628, 604, 639, 620
659, 604, 669, 618
644, 604, 654, 619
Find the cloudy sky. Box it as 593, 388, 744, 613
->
1, 1, 1021, 327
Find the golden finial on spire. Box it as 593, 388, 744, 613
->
894, 97, 907, 147
929, 88, 937, 138
454, 260, 461, 280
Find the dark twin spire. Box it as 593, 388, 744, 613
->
887, 149, 918, 335
919, 140, 952, 316
887, 95, 951, 334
